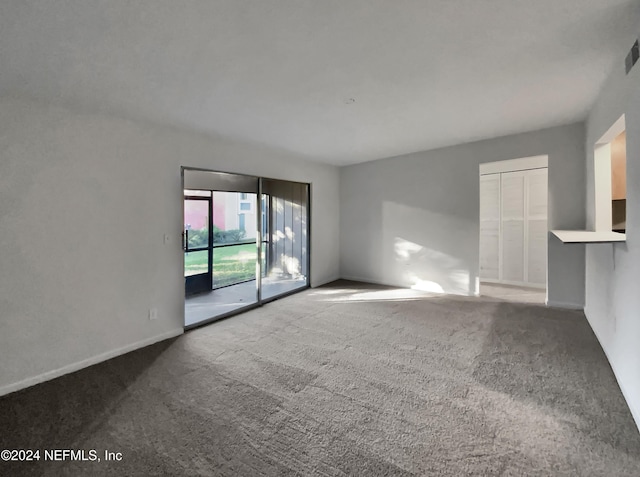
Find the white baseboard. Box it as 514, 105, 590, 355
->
339, 275, 395, 287
311, 274, 341, 288
339, 275, 475, 297
0, 328, 184, 398
481, 278, 546, 290
339, 275, 421, 290
584, 309, 640, 434
546, 300, 584, 310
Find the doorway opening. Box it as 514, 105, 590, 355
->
182, 168, 310, 328
478, 156, 548, 304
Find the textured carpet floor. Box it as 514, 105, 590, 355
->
1, 280, 640, 476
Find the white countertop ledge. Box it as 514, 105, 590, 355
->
551, 230, 626, 243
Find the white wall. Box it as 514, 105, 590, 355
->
584, 26, 640, 430
340, 123, 586, 307
0, 96, 340, 396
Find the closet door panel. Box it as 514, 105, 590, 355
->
481, 166, 547, 287
502, 221, 525, 282
528, 169, 548, 218
501, 172, 525, 283
480, 174, 500, 280
501, 172, 525, 219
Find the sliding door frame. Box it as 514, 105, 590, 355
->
181, 166, 311, 329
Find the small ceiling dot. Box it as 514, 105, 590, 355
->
344, 98, 356, 104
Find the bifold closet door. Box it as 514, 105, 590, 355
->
479, 174, 500, 280
500, 171, 526, 283
480, 166, 547, 288
526, 168, 548, 285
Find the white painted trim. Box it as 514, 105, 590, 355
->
480, 155, 548, 175
310, 274, 341, 288
480, 279, 545, 291
339, 275, 408, 289
595, 114, 626, 145
545, 300, 584, 310
584, 307, 640, 433
339, 275, 474, 296
0, 328, 184, 398
594, 143, 613, 231
492, 278, 546, 289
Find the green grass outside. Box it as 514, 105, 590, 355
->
185, 243, 260, 288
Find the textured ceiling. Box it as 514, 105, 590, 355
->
1, 1, 639, 165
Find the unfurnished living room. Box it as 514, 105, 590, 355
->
1, 1, 640, 476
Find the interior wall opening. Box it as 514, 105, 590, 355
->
594, 114, 627, 234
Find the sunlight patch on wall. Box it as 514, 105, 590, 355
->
381, 201, 475, 296
394, 236, 469, 295
409, 278, 445, 293
395, 239, 424, 259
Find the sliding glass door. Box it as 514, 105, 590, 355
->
261, 179, 309, 301
182, 168, 309, 329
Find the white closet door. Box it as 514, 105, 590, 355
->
479, 174, 500, 280
526, 168, 548, 285
501, 171, 525, 283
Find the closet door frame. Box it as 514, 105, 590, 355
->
479, 155, 549, 289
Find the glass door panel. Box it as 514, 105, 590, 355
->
183, 172, 260, 328
261, 179, 309, 301
184, 196, 212, 296
211, 191, 258, 289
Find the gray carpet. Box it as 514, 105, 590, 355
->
1, 280, 639, 476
